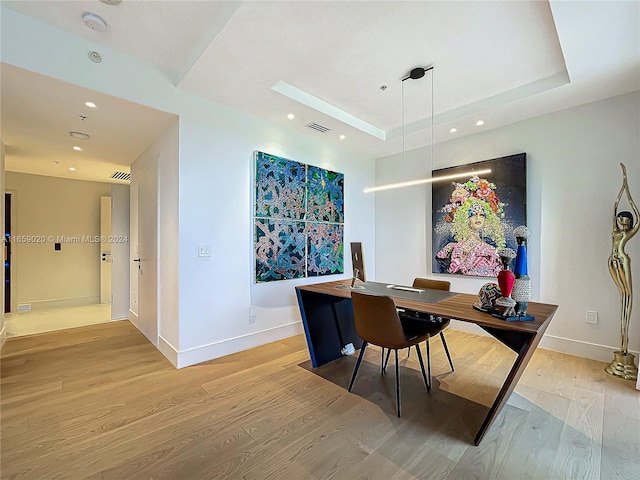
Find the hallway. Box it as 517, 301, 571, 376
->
4, 304, 115, 337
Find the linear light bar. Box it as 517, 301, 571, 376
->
363, 168, 492, 193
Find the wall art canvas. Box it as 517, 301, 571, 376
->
306, 166, 345, 223
255, 152, 306, 220
255, 219, 306, 281
254, 151, 344, 282
307, 222, 344, 277
432, 153, 526, 277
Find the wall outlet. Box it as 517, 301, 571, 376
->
249, 305, 257, 324
586, 310, 598, 324
17, 304, 31, 312
198, 244, 212, 257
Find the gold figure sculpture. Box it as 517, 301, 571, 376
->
605, 163, 639, 380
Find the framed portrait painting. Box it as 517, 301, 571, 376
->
432, 153, 526, 277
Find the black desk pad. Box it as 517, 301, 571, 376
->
336, 281, 458, 303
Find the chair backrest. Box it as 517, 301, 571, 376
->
351, 292, 409, 349
412, 278, 451, 291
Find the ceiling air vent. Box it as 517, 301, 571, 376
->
110, 171, 131, 181
305, 122, 331, 133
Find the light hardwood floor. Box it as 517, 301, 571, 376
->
1, 321, 638, 480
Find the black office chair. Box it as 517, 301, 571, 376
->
386, 278, 455, 387
348, 291, 431, 417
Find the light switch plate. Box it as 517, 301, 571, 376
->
198, 244, 212, 257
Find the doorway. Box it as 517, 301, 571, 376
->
4, 193, 11, 313
135, 163, 158, 346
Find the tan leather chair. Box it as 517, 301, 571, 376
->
396, 278, 454, 380
348, 291, 431, 417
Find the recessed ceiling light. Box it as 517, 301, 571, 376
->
100, 0, 122, 5
73, 146, 82, 151
68, 167, 77, 172
69, 131, 90, 140
476, 120, 485, 126
339, 135, 346, 140
82, 12, 108, 32
85, 101, 97, 108
450, 128, 457, 133
287, 113, 295, 120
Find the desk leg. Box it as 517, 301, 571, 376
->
474, 326, 544, 446
296, 289, 362, 368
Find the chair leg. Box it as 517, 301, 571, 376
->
407, 348, 411, 358
426, 338, 431, 388
348, 341, 368, 392
383, 348, 392, 373
381, 347, 385, 375
395, 349, 401, 417
440, 331, 454, 372
414, 343, 430, 392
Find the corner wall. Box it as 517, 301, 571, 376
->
375, 91, 640, 363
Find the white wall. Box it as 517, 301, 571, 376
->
175, 100, 375, 367
4, 172, 112, 309
375, 91, 640, 363
0, 8, 376, 366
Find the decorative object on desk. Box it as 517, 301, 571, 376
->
433, 153, 527, 277
511, 225, 532, 316
605, 162, 639, 381
473, 282, 502, 313
495, 248, 517, 317
253, 151, 344, 282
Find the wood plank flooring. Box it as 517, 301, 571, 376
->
1, 321, 639, 480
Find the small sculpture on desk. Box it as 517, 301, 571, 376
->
473, 282, 502, 314
511, 226, 532, 317
496, 248, 517, 317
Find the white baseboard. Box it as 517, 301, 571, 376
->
29, 295, 101, 310
449, 320, 639, 365
158, 335, 178, 367
174, 321, 304, 369
539, 334, 639, 364
128, 309, 139, 328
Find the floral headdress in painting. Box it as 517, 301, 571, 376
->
440, 175, 505, 223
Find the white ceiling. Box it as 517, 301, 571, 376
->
1, 1, 639, 183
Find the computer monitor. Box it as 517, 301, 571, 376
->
350, 242, 366, 282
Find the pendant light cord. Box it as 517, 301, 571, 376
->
401, 78, 405, 182
430, 67, 434, 178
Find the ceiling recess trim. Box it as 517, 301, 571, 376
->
271, 80, 386, 140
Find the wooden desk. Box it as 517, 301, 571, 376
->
295, 279, 558, 445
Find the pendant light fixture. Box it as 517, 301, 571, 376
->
364, 66, 491, 193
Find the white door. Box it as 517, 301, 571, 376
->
100, 196, 112, 304
137, 164, 158, 345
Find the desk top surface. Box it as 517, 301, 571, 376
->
297, 279, 558, 334
335, 281, 458, 303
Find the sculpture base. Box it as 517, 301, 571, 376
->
605, 351, 638, 381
